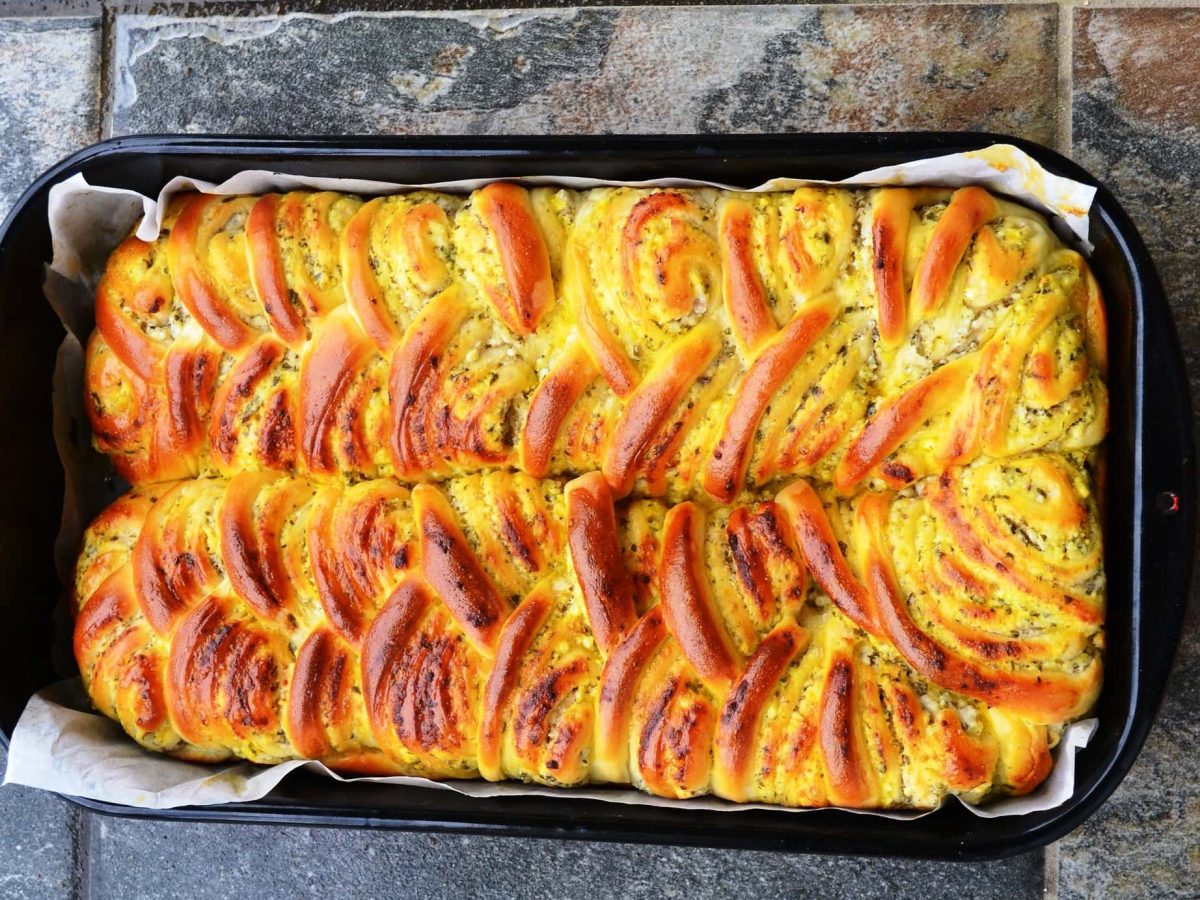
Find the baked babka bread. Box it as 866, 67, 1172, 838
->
86, 184, 1107, 500
76, 179, 1107, 809
74, 455, 1102, 807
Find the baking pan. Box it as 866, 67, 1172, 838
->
0, 133, 1192, 860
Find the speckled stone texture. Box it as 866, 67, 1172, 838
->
0, 16, 98, 899
86, 818, 1044, 900
111, 5, 1059, 141
0, 748, 80, 899
0, 17, 100, 220
1058, 9, 1200, 898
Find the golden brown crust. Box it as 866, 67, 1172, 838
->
870, 189, 920, 350
659, 502, 742, 691
704, 299, 837, 502
819, 652, 874, 807
775, 479, 879, 635
565, 473, 638, 655
786, 456, 1103, 725
413, 484, 512, 655
594, 607, 669, 785
479, 585, 554, 780
521, 342, 597, 478
718, 197, 777, 353
911, 187, 1002, 319
602, 323, 721, 498
167, 194, 259, 352
474, 183, 556, 336
713, 620, 807, 801
835, 356, 975, 494
360, 580, 483, 776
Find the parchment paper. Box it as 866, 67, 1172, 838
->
5, 143, 1101, 818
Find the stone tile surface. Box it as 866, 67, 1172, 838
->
0, 748, 81, 900
0, 16, 100, 220
0, 14, 98, 900
111, 5, 1058, 142
1063, 8, 1200, 899
89, 816, 1044, 900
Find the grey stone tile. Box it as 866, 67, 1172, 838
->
111, 5, 1058, 142
3, 2, 100, 15
0, 747, 80, 900
1065, 8, 1200, 899
0, 14, 98, 895
0, 16, 101, 221
89, 815, 1043, 900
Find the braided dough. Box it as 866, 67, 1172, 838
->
86, 184, 1106, 498
76, 182, 1107, 808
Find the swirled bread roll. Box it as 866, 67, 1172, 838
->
87, 184, 1107, 499
75, 452, 1102, 807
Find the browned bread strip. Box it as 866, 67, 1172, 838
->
75, 452, 1102, 807
87, 185, 1107, 500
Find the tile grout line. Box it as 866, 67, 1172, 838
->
70, 810, 96, 900
1043, 840, 1060, 900
99, 1, 115, 140
5, 0, 1200, 17
1056, 0, 1073, 157
6, 0, 1200, 18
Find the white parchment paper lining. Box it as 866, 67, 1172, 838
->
5, 143, 1100, 819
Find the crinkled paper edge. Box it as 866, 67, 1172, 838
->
6, 681, 1098, 818
6, 143, 1100, 819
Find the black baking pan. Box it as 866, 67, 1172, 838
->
0, 133, 1192, 861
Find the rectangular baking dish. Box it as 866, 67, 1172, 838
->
0, 133, 1192, 860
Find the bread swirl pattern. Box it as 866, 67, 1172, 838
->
75, 453, 1101, 807
87, 184, 1107, 500
78, 179, 1107, 809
